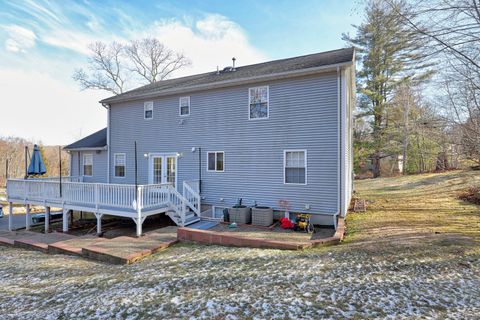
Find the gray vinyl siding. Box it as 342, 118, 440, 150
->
69, 150, 108, 183
107, 72, 341, 215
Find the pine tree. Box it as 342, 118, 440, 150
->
343, 0, 433, 177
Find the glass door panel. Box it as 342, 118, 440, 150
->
166, 156, 176, 187
153, 157, 163, 184
150, 155, 177, 187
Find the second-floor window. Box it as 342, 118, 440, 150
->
249, 86, 269, 119
144, 101, 153, 119
83, 154, 93, 177
179, 96, 190, 116
114, 153, 126, 178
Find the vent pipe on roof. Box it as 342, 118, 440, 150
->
216, 66, 220, 75
232, 57, 236, 71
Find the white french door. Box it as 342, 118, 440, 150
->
149, 154, 177, 187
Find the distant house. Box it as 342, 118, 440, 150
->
7, 48, 355, 236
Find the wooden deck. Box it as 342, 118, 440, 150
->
0, 227, 178, 264
6, 177, 201, 236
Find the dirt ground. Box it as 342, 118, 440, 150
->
0, 170, 479, 319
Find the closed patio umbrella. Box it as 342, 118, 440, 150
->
27, 144, 47, 176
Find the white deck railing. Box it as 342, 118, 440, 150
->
6, 178, 172, 211
6, 178, 201, 227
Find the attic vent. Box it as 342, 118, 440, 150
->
220, 57, 237, 74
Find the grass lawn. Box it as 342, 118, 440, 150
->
0, 170, 478, 319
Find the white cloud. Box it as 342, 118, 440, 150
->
196, 14, 241, 40
4, 25, 36, 53
0, 4, 267, 144
0, 68, 107, 145
137, 15, 267, 76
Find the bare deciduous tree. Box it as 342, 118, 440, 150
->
73, 42, 126, 95
73, 38, 190, 95
125, 38, 190, 83
0, 138, 69, 187
384, 0, 480, 168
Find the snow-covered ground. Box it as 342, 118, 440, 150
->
0, 242, 478, 319
2, 171, 479, 319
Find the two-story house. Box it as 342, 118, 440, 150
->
7, 47, 355, 237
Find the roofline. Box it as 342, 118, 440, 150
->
63, 146, 107, 151
100, 60, 354, 105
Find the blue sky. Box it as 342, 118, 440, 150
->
0, 0, 362, 144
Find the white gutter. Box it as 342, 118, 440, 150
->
101, 61, 354, 104
63, 147, 107, 152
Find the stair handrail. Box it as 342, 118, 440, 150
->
168, 185, 189, 226
182, 181, 201, 215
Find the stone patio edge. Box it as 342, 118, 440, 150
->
177, 217, 346, 250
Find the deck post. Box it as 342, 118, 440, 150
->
96, 213, 102, 235
62, 208, 69, 232
181, 202, 187, 226
8, 202, 13, 231
136, 186, 143, 237
45, 206, 50, 233
25, 204, 31, 230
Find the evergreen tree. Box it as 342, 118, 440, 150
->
343, 0, 433, 177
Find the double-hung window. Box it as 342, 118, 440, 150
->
284, 150, 307, 184
144, 101, 153, 119
207, 151, 224, 172
83, 154, 93, 177
114, 153, 126, 178
179, 96, 190, 116
249, 86, 269, 119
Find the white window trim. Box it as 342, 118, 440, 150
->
144, 101, 153, 120
113, 153, 126, 178
248, 85, 269, 120
283, 149, 307, 185
206, 151, 225, 172
179, 96, 190, 117
83, 154, 93, 177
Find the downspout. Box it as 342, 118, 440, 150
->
198, 147, 202, 194
102, 103, 111, 183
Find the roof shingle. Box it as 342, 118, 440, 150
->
64, 128, 107, 150
101, 47, 354, 104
